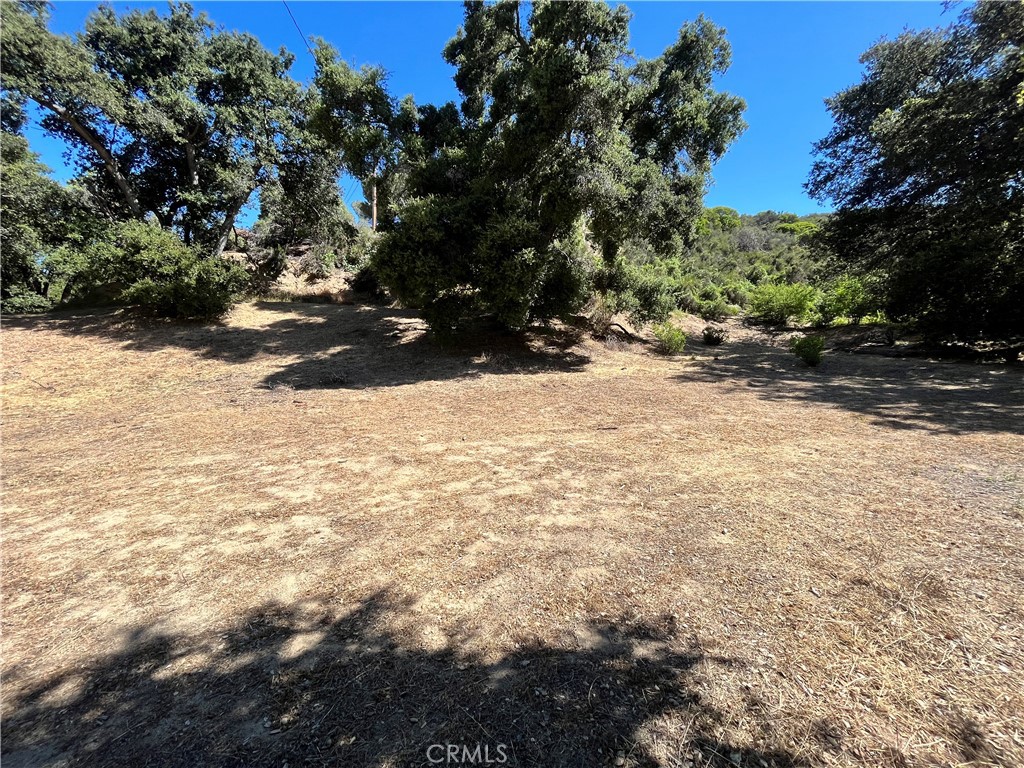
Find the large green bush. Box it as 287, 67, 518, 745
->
749, 282, 817, 325
77, 222, 248, 318
815, 275, 874, 325
374, 199, 597, 332
1, 285, 53, 314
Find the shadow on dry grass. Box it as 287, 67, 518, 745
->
676, 335, 1024, 436
6, 303, 1022, 434
2, 302, 590, 390
2, 591, 798, 768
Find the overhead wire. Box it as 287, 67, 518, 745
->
282, 1, 316, 59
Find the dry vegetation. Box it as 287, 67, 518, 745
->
2, 296, 1023, 768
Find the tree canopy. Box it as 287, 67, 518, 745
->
369, 0, 746, 331
1, 0, 304, 256
0, 131, 93, 310
807, 1, 1024, 336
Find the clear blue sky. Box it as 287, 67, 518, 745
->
26, 1, 955, 221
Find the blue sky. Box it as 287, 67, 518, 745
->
26, 1, 955, 221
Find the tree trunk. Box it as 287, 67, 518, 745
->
371, 172, 378, 232
211, 195, 249, 258
36, 98, 143, 218
184, 143, 200, 187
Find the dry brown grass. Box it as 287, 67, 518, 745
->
2, 301, 1022, 768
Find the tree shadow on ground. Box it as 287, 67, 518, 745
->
676, 334, 1024, 436
2, 591, 800, 768
3, 302, 590, 390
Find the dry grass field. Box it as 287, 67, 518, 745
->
2, 299, 1022, 767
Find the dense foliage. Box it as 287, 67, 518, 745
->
0, 1, 346, 314
808, 1, 1024, 336
749, 283, 817, 326
72, 221, 248, 318
252, 136, 356, 257
3, 0, 1013, 343
613, 208, 831, 323
2, 132, 75, 312
367, 0, 746, 331
1, 0, 303, 256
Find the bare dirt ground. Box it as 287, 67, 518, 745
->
2, 300, 1022, 768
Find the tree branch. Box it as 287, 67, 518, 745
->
35, 97, 143, 219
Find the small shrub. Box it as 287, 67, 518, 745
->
1, 286, 52, 314
698, 296, 729, 321
339, 228, 377, 271
653, 321, 687, 354
588, 294, 615, 337
750, 282, 817, 325
295, 244, 337, 281
807, 308, 828, 328
702, 325, 727, 345
790, 334, 825, 366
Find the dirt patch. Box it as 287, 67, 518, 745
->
3, 303, 1022, 767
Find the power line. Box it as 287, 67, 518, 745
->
282, 0, 315, 59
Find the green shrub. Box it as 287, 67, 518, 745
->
816, 275, 874, 325
373, 199, 595, 332
697, 296, 729, 321
750, 282, 817, 325
79, 222, 247, 318
861, 309, 888, 325
790, 334, 825, 366
722, 282, 750, 307
339, 228, 377, 271
702, 325, 727, 345
674, 289, 702, 316
653, 321, 687, 354
603, 264, 675, 327
120, 257, 248, 318
1, 285, 52, 314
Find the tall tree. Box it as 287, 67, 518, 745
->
311, 44, 416, 231
807, 1, 1024, 336
254, 145, 354, 252
0, 1, 304, 256
0, 131, 81, 307
371, 0, 745, 332
254, 86, 355, 252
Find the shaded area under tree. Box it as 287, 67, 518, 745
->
2, 591, 799, 768
2, 302, 591, 391
675, 332, 1024, 436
